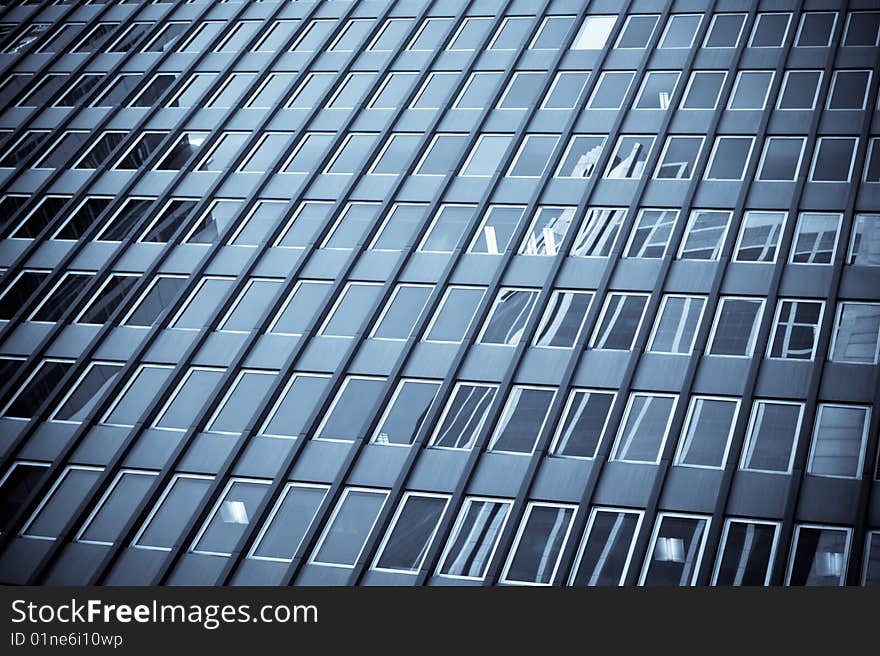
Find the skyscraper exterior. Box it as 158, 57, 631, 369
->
0, 0, 878, 587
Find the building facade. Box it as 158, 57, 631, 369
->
0, 0, 878, 586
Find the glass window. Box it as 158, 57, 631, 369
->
488, 386, 556, 454
291, 19, 335, 52
533, 290, 593, 348
572, 15, 616, 50
50, 362, 122, 423
324, 132, 379, 175
101, 365, 173, 427
469, 205, 526, 254
139, 198, 198, 243
75, 469, 157, 546
28, 272, 94, 323
570, 508, 642, 585
507, 134, 559, 177
767, 300, 824, 360
320, 202, 381, 249
367, 18, 410, 52
625, 209, 678, 258
704, 13, 746, 47
866, 139, 880, 183
430, 383, 498, 450
615, 15, 659, 48
460, 134, 513, 177
191, 479, 270, 556
571, 208, 625, 256
11, 195, 73, 239
369, 203, 428, 251
809, 137, 857, 182
169, 276, 235, 329
807, 405, 870, 478
587, 71, 634, 109
0, 461, 49, 534
849, 214, 880, 265
640, 514, 710, 585
319, 282, 383, 337
501, 503, 576, 585
796, 12, 836, 47
707, 297, 764, 356
368, 73, 418, 109
370, 284, 433, 340
275, 201, 331, 248
328, 18, 371, 52
260, 373, 330, 439
734, 211, 786, 262
155, 132, 208, 171
418, 204, 476, 253
681, 71, 727, 110
0, 269, 49, 320
153, 368, 225, 431
253, 20, 300, 53
249, 483, 327, 562
228, 200, 287, 246
542, 71, 590, 109
371, 379, 441, 446
238, 133, 292, 173
704, 136, 754, 180
654, 136, 703, 179
728, 71, 774, 110
2, 359, 75, 420
488, 16, 532, 50
411, 72, 458, 109
310, 488, 388, 567
830, 302, 880, 364
448, 17, 493, 51
740, 400, 804, 473
610, 394, 678, 464
749, 13, 792, 47
518, 206, 575, 256
712, 519, 779, 586
827, 70, 871, 110
790, 212, 841, 264
659, 14, 702, 48
634, 72, 679, 110
530, 15, 575, 49
757, 137, 805, 181
678, 210, 730, 260
478, 288, 540, 346
863, 532, 880, 586
313, 377, 386, 442
133, 474, 213, 550
550, 389, 615, 458
674, 397, 739, 468
777, 70, 822, 110
648, 295, 706, 354
205, 370, 277, 435
787, 525, 850, 586
423, 286, 486, 343
286, 73, 334, 108
498, 72, 546, 110
21, 466, 103, 540
282, 132, 334, 173
454, 71, 503, 109
604, 135, 654, 179
407, 18, 452, 51
437, 497, 512, 579
844, 11, 880, 46
415, 133, 469, 175
372, 493, 449, 573
556, 135, 606, 178
590, 293, 649, 350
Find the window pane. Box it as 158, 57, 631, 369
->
261, 374, 330, 439
641, 514, 709, 585
831, 303, 880, 364
250, 484, 327, 562
626, 209, 677, 258
571, 208, 625, 256
135, 475, 213, 550
708, 298, 763, 356
551, 389, 615, 458
488, 386, 556, 454
469, 205, 525, 254
438, 498, 511, 578
850, 214, 880, 265
373, 494, 448, 572
570, 509, 641, 586
534, 290, 593, 348
611, 394, 677, 463
192, 480, 270, 556
714, 520, 777, 585
788, 526, 849, 586
503, 504, 575, 584
479, 289, 539, 346
155, 368, 224, 431
556, 135, 605, 177
53, 363, 122, 422
424, 286, 485, 342
572, 16, 616, 50
735, 211, 785, 262
648, 295, 705, 354
675, 397, 738, 468
372, 379, 441, 445
78, 471, 156, 545
371, 285, 432, 340
314, 377, 386, 442
741, 401, 803, 473
207, 371, 277, 434
791, 213, 840, 264
311, 488, 387, 566
758, 137, 804, 181
768, 300, 823, 360
808, 405, 869, 478
320, 283, 383, 337
519, 206, 575, 256
23, 467, 102, 540
591, 293, 648, 350
103, 365, 173, 427
431, 383, 497, 450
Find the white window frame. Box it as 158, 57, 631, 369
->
765, 298, 825, 361
638, 512, 711, 586
74, 468, 159, 546
739, 400, 805, 474
370, 492, 451, 573
711, 518, 780, 586
257, 372, 332, 439
499, 501, 577, 586
20, 465, 104, 540
705, 297, 766, 357
568, 507, 644, 586
784, 524, 852, 586
435, 496, 514, 580
131, 473, 215, 551
806, 404, 871, 479
646, 294, 707, 354
308, 486, 389, 568
548, 388, 616, 459
609, 392, 679, 464
672, 395, 740, 469
247, 482, 329, 562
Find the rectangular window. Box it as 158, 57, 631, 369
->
767, 299, 824, 360
507, 134, 559, 177
786, 525, 851, 586
809, 137, 857, 182
50, 361, 123, 423
371, 379, 441, 446
75, 469, 158, 546
796, 12, 837, 47
415, 133, 469, 175
659, 14, 702, 48
610, 393, 678, 464
712, 519, 779, 586
570, 208, 625, 257
827, 70, 871, 110
205, 370, 277, 435
0, 461, 49, 535
863, 532, 880, 586
756, 136, 806, 181
21, 466, 103, 541
647, 295, 706, 355
448, 17, 492, 51
418, 204, 476, 253
423, 285, 485, 343
678, 210, 731, 260
740, 400, 804, 474
469, 205, 526, 254
190, 478, 270, 557
704, 136, 754, 180
313, 376, 386, 442
681, 71, 726, 110
318, 282, 383, 337
501, 503, 576, 585
430, 383, 498, 450
132, 474, 214, 551
488, 386, 556, 455
530, 15, 576, 50
323, 133, 379, 175
533, 290, 593, 348
866, 139, 880, 182
541, 71, 590, 109
549, 389, 615, 459
320, 202, 381, 250
634, 71, 679, 109
849, 214, 880, 265
369, 284, 433, 340
749, 13, 792, 47
734, 211, 786, 262
478, 288, 540, 346
369, 203, 429, 251
707, 297, 764, 356
460, 134, 514, 177
498, 71, 546, 110
371, 492, 449, 573
674, 396, 739, 469
518, 206, 575, 256
807, 404, 870, 478
587, 71, 634, 109
590, 293, 649, 350
555, 135, 606, 178
653, 136, 703, 179
640, 513, 710, 585
624, 209, 678, 258
790, 212, 841, 264
169, 276, 235, 329
259, 373, 330, 439
844, 11, 880, 46
830, 302, 880, 364
704, 13, 747, 47
728, 71, 774, 110
604, 135, 654, 179
153, 367, 225, 432
248, 483, 328, 562
777, 70, 822, 110
437, 497, 513, 579
569, 507, 643, 586
2, 359, 75, 420
309, 487, 388, 568
100, 365, 173, 427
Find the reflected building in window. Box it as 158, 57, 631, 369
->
0, 0, 878, 588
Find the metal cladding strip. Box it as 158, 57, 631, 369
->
766, 15, 880, 587
343, 0, 643, 587
23, 0, 375, 585
0, 0, 338, 575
